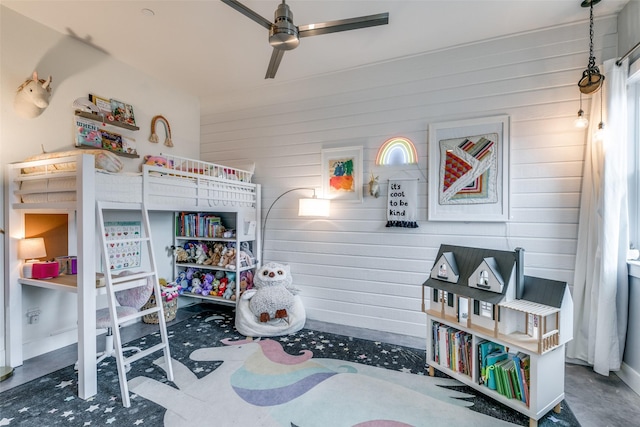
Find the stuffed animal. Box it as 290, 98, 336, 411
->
223, 279, 236, 300
172, 245, 189, 263
201, 273, 214, 296
191, 277, 203, 295
195, 244, 208, 264
142, 155, 170, 169
218, 246, 236, 268
247, 262, 298, 322
208, 243, 224, 266
239, 270, 253, 293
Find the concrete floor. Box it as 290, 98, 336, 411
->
2, 303, 640, 426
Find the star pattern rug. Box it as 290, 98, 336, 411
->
0, 306, 580, 426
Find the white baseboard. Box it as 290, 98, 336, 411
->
23, 329, 78, 360
617, 362, 640, 397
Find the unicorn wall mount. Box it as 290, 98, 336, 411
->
14, 71, 53, 118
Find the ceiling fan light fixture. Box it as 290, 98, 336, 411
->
269, 0, 299, 49
222, 0, 389, 79
269, 27, 299, 49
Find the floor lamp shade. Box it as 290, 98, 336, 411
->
298, 197, 330, 217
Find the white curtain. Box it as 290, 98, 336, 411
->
567, 58, 630, 376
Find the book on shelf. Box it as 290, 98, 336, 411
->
89, 93, 112, 119
177, 212, 223, 238
75, 116, 102, 148
516, 351, 531, 406
110, 98, 136, 127
485, 352, 531, 404
100, 129, 123, 153
477, 340, 505, 385
431, 322, 472, 375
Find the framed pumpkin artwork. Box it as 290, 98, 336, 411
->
321, 146, 363, 203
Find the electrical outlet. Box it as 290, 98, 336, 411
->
26, 308, 41, 324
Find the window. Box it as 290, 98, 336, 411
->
480, 301, 493, 318
438, 263, 448, 278
478, 270, 490, 287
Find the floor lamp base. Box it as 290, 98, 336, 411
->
0, 365, 14, 381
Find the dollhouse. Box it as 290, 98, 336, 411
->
424, 244, 572, 353
422, 244, 573, 426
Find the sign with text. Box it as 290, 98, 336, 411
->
386, 179, 418, 228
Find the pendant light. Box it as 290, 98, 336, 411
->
593, 84, 606, 142
577, 0, 604, 95
575, 0, 605, 129
574, 92, 589, 128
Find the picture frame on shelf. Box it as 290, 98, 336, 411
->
88, 93, 112, 119
110, 98, 136, 127
427, 115, 510, 222
321, 146, 363, 202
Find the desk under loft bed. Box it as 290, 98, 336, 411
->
5, 152, 261, 399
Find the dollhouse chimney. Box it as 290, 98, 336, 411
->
515, 247, 525, 299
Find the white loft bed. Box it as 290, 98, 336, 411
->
5, 151, 261, 399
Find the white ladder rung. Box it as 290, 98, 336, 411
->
123, 343, 167, 365
116, 306, 161, 325
112, 271, 155, 285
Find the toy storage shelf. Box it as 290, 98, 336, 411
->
174, 262, 256, 273
425, 313, 565, 427
179, 292, 238, 306
173, 210, 259, 305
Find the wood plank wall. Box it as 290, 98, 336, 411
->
199, 18, 619, 339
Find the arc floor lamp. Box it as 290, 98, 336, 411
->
261, 188, 330, 262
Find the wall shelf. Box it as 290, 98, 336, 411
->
74, 110, 140, 158
75, 110, 139, 131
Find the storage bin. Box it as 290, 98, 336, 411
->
142, 294, 177, 324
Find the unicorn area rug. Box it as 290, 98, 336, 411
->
0, 306, 579, 426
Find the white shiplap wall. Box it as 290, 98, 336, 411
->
199, 18, 619, 339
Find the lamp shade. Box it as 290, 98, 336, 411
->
18, 237, 46, 261
298, 197, 330, 217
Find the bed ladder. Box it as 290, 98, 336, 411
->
96, 201, 174, 408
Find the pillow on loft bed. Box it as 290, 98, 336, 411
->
21, 149, 123, 174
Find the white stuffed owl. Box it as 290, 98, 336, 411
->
247, 262, 298, 322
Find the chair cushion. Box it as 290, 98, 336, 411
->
113, 271, 154, 309
96, 306, 140, 329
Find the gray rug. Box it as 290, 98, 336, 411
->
0, 305, 579, 426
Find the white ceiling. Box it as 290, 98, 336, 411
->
3, 0, 630, 101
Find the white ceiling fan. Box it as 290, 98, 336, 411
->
221, 0, 389, 79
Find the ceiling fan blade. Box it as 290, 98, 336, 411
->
265, 48, 285, 79
221, 0, 272, 30
298, 12, 389, 38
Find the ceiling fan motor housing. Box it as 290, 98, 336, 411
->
269, 1, 299, 50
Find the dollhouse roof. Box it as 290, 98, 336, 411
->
519, 275, 567, 308
424, 244, 518, 305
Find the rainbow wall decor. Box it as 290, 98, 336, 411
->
376, 137, 418, 165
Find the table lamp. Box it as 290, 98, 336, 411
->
18, 237, 47, 278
